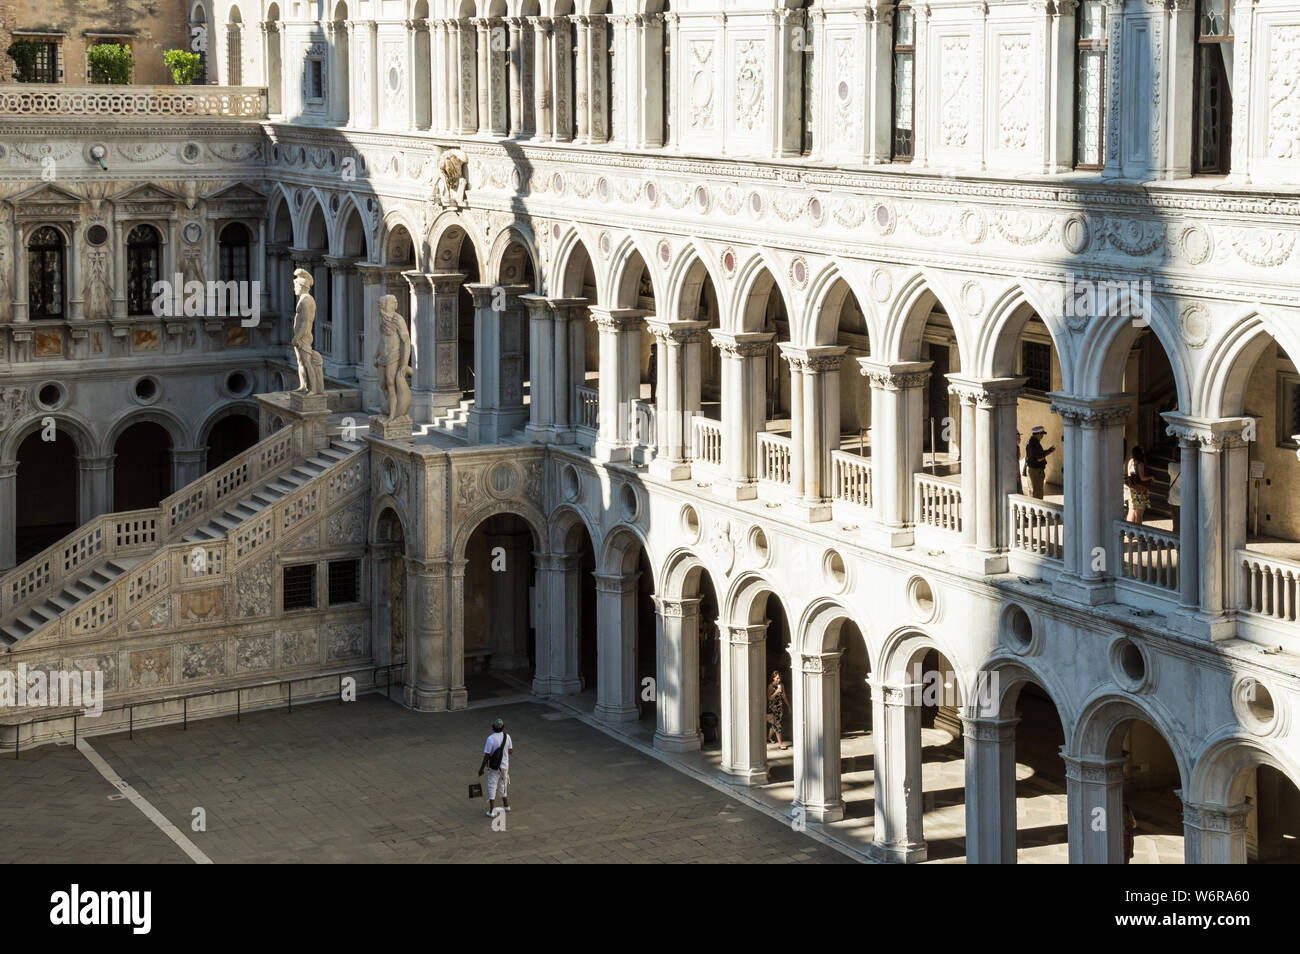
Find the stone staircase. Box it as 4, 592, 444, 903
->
0, 421, 362, 651
429, 399, 473, 439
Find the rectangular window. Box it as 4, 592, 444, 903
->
14, 41, 60, 82
227, 27, 243, 85
891, 7, 915, 161
308, 57, 324, 101
801, 38, 815, 156
283, 563, 317, 611
328, 559, 360, 605
87, 41, 131, 83
1193, 0, 1232, 174
1074, 0, 1106, 169
1022, 341, 1052, 393
1278, 373, 1300, 450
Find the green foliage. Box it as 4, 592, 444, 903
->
163, 49, 203, 85
7, 40, 43, 82
87, 43, 133, 85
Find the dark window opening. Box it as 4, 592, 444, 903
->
127, 225, 162, 316
27, 226, 65, 320
283, 563, 317, 610
328, 559, 360, 605
219, 222, 251, 283
1193, 0, 1232, 175
1022, 340, 1052, 393
892, 6, 915, 161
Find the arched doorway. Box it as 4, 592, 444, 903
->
373, 508, 407, 675
113, 421, 173, 512
593, 527, 655, 725
206, 413, 259, 472
463, 513, 538, 693
14, 429, 78, 562
264, 4, 281, 114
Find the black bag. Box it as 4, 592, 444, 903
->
488, 732, 507, 771
468, 783, 483, 799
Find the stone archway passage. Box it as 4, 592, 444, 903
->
15, 429, 78, 562
113, 421, 173, 512
463, 513, 537, 692
206, 414, 259, 472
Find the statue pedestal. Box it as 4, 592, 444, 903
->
369, 415, 414, 442
289, 391, 329, 413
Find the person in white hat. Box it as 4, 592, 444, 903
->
1023, 426, 1055, 500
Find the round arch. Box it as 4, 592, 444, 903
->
804, 262, 879, 349
606, 236, 660, 308
485, 224, 540, 289
1072, 692, 1191, 785
979, 281, 1077, 392
427, 209, 488, 273
102, 407, 190, 460
730, 253, 790, 335
882, 270, 968, 365
1075, 298, 1191, 405
549, 227, 599, 301
452, 500, 548, 563
1, 412, 97, 464
1197, 306, 1300, 418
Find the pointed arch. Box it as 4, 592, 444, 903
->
979, 280, 1077, 393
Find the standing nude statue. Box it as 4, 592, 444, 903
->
375, 294, 413, 421
291, 268, 325, 395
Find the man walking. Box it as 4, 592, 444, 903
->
1023, 425, 1055, 500
478, 718, 513, 817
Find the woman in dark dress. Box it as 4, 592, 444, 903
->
767, 670, 791, 749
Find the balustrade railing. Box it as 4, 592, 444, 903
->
575, 386, 599, 432
2, 423, 301, 622
1115, 520, 1179, 592
632, 399, 657, 447
1009, 495, 1065, 561
1239, 550, 1300, 623
832, 451, 873, 510
0, 85, 268, 118
692, 417, 723, 470
757, 432, 794, 486
914, 473, 963, 534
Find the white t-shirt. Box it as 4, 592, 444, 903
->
484, 732, 512, 772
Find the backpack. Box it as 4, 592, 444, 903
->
488, 733, 507, 771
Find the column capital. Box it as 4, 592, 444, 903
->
727, 623, 768, 644
534, 551, 581, 572
589, 306, 647, 332
960, 714, 1020, 741
426, 270, 468, 293
946, 374, 1026, 408
592, 571, 637, 595
402, 270, 434, 292
0, 462, 17, 479
779, 343, 848, 373
76, 454, 116, 470
656, 595, 701, 618
1048, 392, 1131, 427
646, 317, 710, 343
1060, 752, 1128, 784
1162, 412, 1254, 449
801, 652, 842, 675
858, 358, 933, 390
710, 329, 774, 358
1182, 801, 1251, 832
871, 679, 923, 707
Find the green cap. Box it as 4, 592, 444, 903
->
492, 719, 504, 731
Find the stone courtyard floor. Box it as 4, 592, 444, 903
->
0, 687, 853, 864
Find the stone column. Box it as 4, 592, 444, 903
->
533, 552, 582, 696
590, 307, 645, 462
487, 17, 508, 135
795, 652, 844, 822
474, 18, 492, 134
712, 331, 774, 501
647, 318, 708, 480
532, 17, 553, 139
447, 19, 462, 133
963, 714, 1019, 863
859, 360, 932, 546
428, 272, 468, 412
522, 295, 555, 441
0, 463, 17, 571
573, 16, 590, 142
1063, 753, 1126, 863
872, 680, 926, 862
406, 561, 450, 711
948, 376, 1025, 571
593, 572, 639, 723
77, 455, 113, 523
447, 558, 469, 710
1048, 395, 1130, 606
654, 596, 702, 753
1183, 801, 1251, 864
459, 19, 479, 134
507, 17, 524, 136
467, 282, 529, 443
355, 264, 386, 411
782, 345, 847, 521
721, 623, 769, 784
172, 448, 206, 490
554, 17, 574, 142
404, 271, 436, 422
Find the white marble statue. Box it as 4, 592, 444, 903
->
375, 293, 413, 421
291, 267, 326, 395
